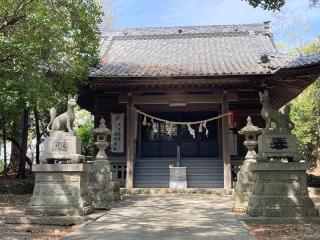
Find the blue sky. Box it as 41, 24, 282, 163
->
100, 0, 320, 49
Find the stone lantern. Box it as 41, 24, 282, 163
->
238, 116, 262, 163
233, 116, 262, 210
94, 118, 111, 161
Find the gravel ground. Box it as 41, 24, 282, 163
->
249, 190, 320, 240
1, 190, 320, 239
0, 194, 77, 240
250, 224, 320, 240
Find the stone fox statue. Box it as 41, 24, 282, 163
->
259, 90, 294, 133
47, 95, 78, 133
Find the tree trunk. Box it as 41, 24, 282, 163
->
18, 109, 29, 179
1, 111, 7, 173
8, 142, 20, 174
34, 107, 41, 164
316, 106, 320, 167
6, 119, 21, 174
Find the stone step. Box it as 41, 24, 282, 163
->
134, 181, 169, 188
134, 180, 224, 189
125, 188, 228, 195
135, 161, 223, 168
135, 162, 174, 168
187, 174, 224, 181
137, 157, 222, 161
134, 157, 224, 188
135, 167, 223, 175
135, 173, 223, 182
135, 174, 169, 182
187, 181, 224, 188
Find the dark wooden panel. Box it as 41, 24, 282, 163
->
181, 142, 198, 157
199, 141, 219, 157
160, 142, 177, 157
141, 142, 160, 157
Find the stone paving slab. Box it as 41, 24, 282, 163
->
63, 194, 255, 240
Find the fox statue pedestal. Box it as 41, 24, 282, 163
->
247, 162, 318, 218
257, 132, 301, 162
26, 164, 94, 217
40, 132, 85, 164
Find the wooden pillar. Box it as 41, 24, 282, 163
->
126, 95, 136, 189
222, 92, 231, 191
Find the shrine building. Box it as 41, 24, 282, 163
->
78, 22, 320, 190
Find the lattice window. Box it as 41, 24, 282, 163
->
112, 163, 126, 187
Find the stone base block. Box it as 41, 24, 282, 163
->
26, 164, 94, 216
247, 162, 318, 218
233, 160, 255, 210
40, 132, 85, 163
88, 160, 121, 209
257, 133, 301, 162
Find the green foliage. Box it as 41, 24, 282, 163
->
290, 39, 320, 164
291, 84, 318, 145
0, 0, 103, 101
0, 161, 3, 172
243, 0, 319, 10
243, 0, 285, 11
75, 110, 94, 157
0, 1, 103, 173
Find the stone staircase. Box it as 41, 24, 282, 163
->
134, 157, 224, 188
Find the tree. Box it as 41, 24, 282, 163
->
243, 0, 319, 10
290, 39, 320, 166
75, 109, 94, 158
0, 0, 103, 177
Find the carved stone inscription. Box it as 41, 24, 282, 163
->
51, 140, 69, 152
172, 169, 186, 181
270, 138, 288, 150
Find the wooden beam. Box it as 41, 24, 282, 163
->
140, 104, 220, 112
126, 96, 136, 189
222, 92, 232, 191
119, 93, 238, 105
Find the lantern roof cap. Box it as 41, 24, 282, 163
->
238, 116, 263, 135
94, 118, 111, 134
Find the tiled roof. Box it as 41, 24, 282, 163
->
91, 23, 320, 77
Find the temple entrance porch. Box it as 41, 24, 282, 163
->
135, 110, 223, 188
140, 112, 219, 158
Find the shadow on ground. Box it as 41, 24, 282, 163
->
63, 194, 254, 240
